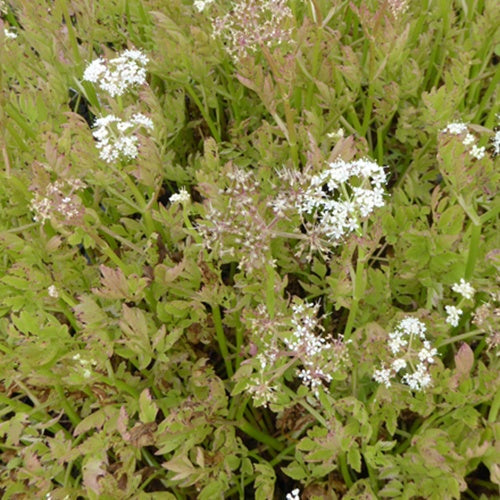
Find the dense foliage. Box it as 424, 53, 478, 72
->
0, 0, 499, 498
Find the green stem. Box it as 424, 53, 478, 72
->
237, 419, 284, 452
55, 385, 81, 426
465, 222, 481, 280
436, 329, 482, 347
488, 386, 500, 424
116, 169, 155, 235
344, 244, 366, 340
282, 385, 328, 427
339, 452, 354, 488
185, 82, 221, 142
212, 304, 233, 377
234, 315, 244, 371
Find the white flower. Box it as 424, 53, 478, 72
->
193, 0, 214, 11
402, 363, 432, 391
451, 279, 475, 300
445, 305, 463, 327
92, 113, 153, 163
48, 285, 59, 298
462, 133, 475, 146
392, 358, 407, 373
418, 341, 438, 363
83, 49, 149, 97
169, 187, 190, 204
388, 331, 408, 355
374, 316, 438, 392
327, 128, 345, 140
297, 158, 387, 244
4, 28, 17, 39
492, 130, 500, 156
286, 488, 301, 500
373, 366, 392, 388
443, 122, 468, 135
470, 145, 485, 160
82, 57, 107, 82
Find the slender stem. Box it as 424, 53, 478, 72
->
436, 329, 482, 347
234, 314, 244, 370
488, 386, 500, 424
465, 221, 481, 280
338, 452, 354, 488
237, 419, 284, 452
55, 385, 81, 426
344, 243, 366, 340
184, 82, 221, 142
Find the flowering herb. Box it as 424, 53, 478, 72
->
212, 0, 295, 61
373, 317, 438, 391
92, 113, 153, 163
83, 49, 149, 97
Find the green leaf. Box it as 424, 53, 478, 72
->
281, 462, 308, 480
348, 446, 361, 473
139, 389, 158, 424
254, 462, 275, 500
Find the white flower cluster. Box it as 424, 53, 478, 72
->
169, 187, 191, 204
92, 113, 153, 163
373, 317, 438, 391
445, 305, 462, 327
442, 122, 486, 160
286, 488, 301, 500
243, 300, 349, 405
298, 158, 387, 243
444, 279, 475, 327
3, 28, 17, 39
193, 0, 214, 12
212, 0, 295, 61
492, 130, 500, 156
83, 49, 149, 97
452, 279, 475, 300
285, 301, 349, 397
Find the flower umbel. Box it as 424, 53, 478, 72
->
445, 305, 463, 327
373, 316, 438, 391
297, 158, 387, 244
452, 279, 475, 300
30, 178, 85, 225
212, 0, 295, 61
169, 187, 191, 205
83, 49, 149, 97
92, 113, 153, 163
244, 300, 350, 403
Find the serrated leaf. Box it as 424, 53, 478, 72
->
73, 410, 106, 437
281, 462, 307, 480
139, 389, 158, 424
348, 447, 361, 473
